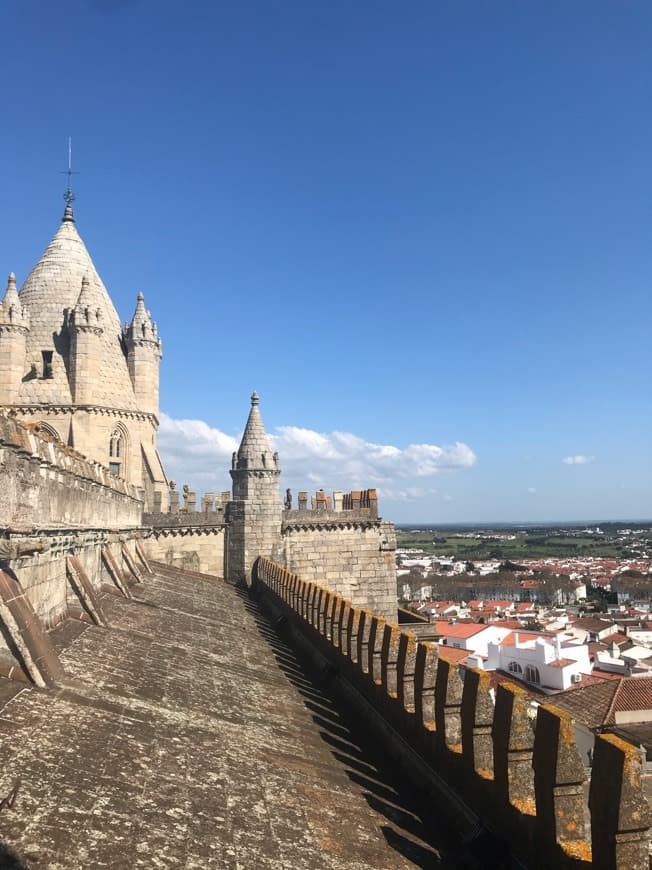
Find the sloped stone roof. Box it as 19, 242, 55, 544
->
0, 564, 455, 867
237, 391, 275, 467
16, 214, 139, 410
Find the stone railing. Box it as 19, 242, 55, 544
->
254, 557, 651, 870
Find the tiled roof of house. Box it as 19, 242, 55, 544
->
500, 631, 551, 647
572, 616, 616, 633
601, 632, 629, 646
491, 619, 523, 629
437, 645, 468, 664
553, 676, 652, 727
438, 622, 488, 639
547, 658, 575, 668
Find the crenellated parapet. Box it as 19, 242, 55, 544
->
280, 485, 396, 620
254, 556, 652, 870
284, 488, 378, 519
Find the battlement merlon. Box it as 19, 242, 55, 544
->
284, 488, 379, 520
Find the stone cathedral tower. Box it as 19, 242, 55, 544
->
226, 392, 282, 584
0, 200, 168, 511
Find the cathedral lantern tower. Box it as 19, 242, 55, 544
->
226, 392, 282, 585
0, 273, 30, 404
123, 293, 162, 419
0, 194, 168, 512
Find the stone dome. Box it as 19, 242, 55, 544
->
17, 214, 139, 410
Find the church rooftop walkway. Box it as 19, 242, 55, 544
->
0, 566, 457, 869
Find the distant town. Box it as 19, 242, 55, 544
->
395, 522, 652, 769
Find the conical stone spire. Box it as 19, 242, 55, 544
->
71, 276, 103, 333
236, 391, 277, 470
17, 214, 140, 408
0, 273, 29, 329
124, 292, 160, 346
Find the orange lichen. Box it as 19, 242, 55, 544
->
512, 798, 536, 817
561, 839, 592, 861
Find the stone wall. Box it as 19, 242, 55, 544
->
255, 557, 652, 870
142, 526, 224, 576
0, 412, 151, 677
281, 517, 397, 622
1, 530, 144, 635
0, 414, 142, 530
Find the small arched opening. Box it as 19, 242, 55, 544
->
108, 425, 128, 477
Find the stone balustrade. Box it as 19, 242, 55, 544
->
254, 556, 652, 870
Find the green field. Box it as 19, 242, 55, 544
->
396, 530, 634, 561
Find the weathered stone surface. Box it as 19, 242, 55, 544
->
281, 520, 397, 622
142, 525, 225, 576
0, 566, 449, 868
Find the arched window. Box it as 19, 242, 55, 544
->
508, 661, 523, 674
109, 430, 122, 459
37, 422, 61, 442
525, 665, 540, 685
109, 427, 127, 476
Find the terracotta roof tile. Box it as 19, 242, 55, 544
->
554, 676, 652, 727
435, 622, 488, 639
437, 646, 468, 664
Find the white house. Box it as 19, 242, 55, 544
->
437, 623, 512, 656
479, 631, 592, 692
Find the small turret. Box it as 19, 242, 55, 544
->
123, 292, 162, 419
0, 273, 30, 403
68, 275, 104, 405
0, 273, 29, 330
227, 392, 282, 585
70, 276, 103, 333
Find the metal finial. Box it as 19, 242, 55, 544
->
251, 391, 259, 405
61, 137, 79, 222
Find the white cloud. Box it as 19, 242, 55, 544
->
562, 455, 595, 465
158, 412, 476, 499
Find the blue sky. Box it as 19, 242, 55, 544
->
1, 1, 651, 522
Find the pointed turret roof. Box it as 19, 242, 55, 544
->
0, 273, 29, 328
237, 392, 276, 468
16, 213, 139, 407
73, 275, 93, 311
124, 292, 160, 345
71, 276, 103, 330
